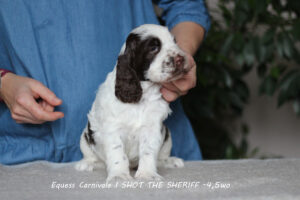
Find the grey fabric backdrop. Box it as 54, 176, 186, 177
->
0, 159, 299, 200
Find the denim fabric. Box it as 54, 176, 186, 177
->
0, 0, 210, 164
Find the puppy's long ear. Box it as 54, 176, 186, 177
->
115, 34, 142, 103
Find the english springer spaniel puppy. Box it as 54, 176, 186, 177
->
75, 24, 191, 182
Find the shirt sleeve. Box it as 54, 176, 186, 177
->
0, 18, 13, 71
153, 0, 211, 33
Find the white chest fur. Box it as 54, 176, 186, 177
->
87, 69, 171, 163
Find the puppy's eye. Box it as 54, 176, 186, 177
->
150, 46, 159, 53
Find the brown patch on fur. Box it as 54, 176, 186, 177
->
115, 54, 143, 103
84, 121, 95, 145
115, 33, 162, 103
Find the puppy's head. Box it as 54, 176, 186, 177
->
115, 24, 190, 103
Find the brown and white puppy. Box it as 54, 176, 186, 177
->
75, 24, 190, 182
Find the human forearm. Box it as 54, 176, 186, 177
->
0, 69, 12, 101
170, 21, 205, 56
161, 22, 205, 102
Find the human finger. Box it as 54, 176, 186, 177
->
31, 81, 62, 106
20, 94, 64, 121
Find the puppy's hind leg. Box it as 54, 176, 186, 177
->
157, 126, 184, 168
75, 127, 105, 171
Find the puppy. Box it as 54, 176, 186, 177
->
75, 24, 190, 182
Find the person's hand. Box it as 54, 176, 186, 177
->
0, 73, 64, 124
161, 53, 196, 102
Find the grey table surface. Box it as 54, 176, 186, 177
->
0, 159, 299, 200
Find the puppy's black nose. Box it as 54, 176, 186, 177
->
174, 55, 184, 68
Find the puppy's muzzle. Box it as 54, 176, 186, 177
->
171, 54, 190, 77
174, 55, 184, 69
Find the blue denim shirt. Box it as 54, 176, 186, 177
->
0, 0, 210, 164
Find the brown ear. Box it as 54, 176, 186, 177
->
115, 52, 142, 103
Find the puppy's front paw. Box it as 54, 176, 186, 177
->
157, 157, 184, 168
134, 170, 163, 181
75, 159, 105, 171
106, 172, 133, 183
75, 160, 95, 172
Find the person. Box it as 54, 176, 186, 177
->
0, 0, 210, 165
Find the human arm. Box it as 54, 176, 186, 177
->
161, 22, 205, 102
153, 0, 211, 102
